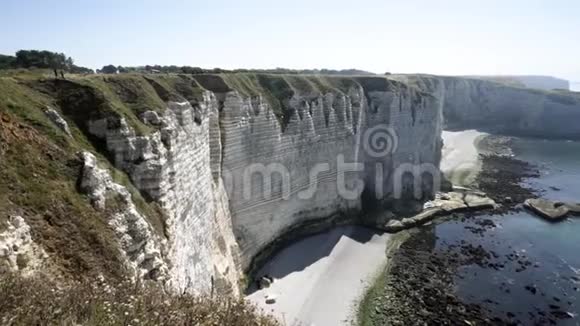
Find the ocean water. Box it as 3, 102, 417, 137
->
436, 138, 580, 324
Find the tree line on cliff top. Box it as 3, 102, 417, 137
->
0, 49, 379, 76
0, 50, 93, 74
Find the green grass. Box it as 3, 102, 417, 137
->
0, 76, 167, 278
356, 231, 411, 326
356, 265, 389, 326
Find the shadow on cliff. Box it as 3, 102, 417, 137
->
246, 225, 380, 295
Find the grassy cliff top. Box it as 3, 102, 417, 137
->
2, 71, 419, 133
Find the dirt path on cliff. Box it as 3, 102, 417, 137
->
246, 226, 390, 326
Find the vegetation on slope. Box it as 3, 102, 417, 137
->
0, 274, 278, 326
0, 71, 278, 326
0, 75, 174, 277
0, 78, 127, 279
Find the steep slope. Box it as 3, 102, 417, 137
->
1, 73, 443, 294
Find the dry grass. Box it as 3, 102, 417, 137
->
0, 274, 279, 326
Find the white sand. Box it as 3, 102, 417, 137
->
246, 226, 390, 326
441, 129, 488, 186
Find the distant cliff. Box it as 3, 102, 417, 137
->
392, 74, 580, 139
468, 75, 570, 91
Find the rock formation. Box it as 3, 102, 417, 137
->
524, 198, 580, 221
79, 151, 169, 281
0, 216, 47, 275
80, 75, 443, 293
3, 72, 579, 296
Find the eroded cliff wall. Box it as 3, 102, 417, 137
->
0, 74, 443, 295
393, 75, 580, 139
85, 95, 242, 295
219, 79, 442, 269
57, 74, 443, 293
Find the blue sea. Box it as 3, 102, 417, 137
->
436, 138, 580, 324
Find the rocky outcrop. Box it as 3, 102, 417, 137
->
524, 198, 580, 221
0, 216, 47, 276
79, 152, 168, 281
43, 107, 72, 136
85, 96, 242, 295
375, 189, 496, 232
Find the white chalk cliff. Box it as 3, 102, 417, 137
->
81, 77, 442, 294
61, 73, 580, 294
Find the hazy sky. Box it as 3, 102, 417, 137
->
1, 0, 579, 80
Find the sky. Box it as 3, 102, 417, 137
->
1, 0, 579, 81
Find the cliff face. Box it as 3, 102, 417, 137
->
85, 95, 243, 295
469, 75, 570, 91
219, 79, 442, 269
71, 74, 442, 293
3, 72, 580, 296
394, 75, 580, 139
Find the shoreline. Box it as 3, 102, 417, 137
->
245, 131, 509, 326
357, 132, 547, 325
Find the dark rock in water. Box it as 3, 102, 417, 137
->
549, 186, 561, 191
524, 199, 570, 221
564, 202, 580, 215
524, 284, 537, 294
524, 198, 580, 221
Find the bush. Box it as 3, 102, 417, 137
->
0, 274, 279, 326
0, 55, 15, 69
14, 50, 71, 70
101, 65, 119, 74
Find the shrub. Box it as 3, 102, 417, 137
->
0, 274, 279, 326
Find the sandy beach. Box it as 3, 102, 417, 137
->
246, 226, 390, 326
